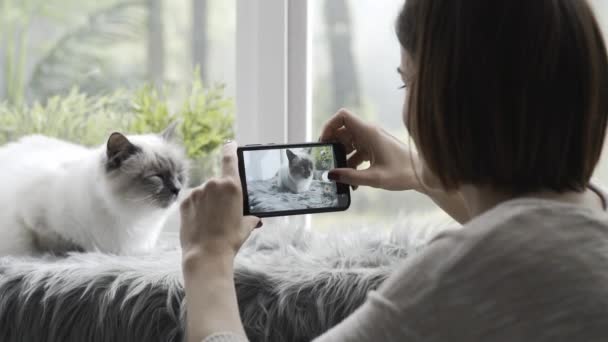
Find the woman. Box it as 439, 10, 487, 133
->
180, 0, 608, 341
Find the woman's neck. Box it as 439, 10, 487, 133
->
459, 185, 605, 219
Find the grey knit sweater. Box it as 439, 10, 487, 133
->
203, 195, 608, 341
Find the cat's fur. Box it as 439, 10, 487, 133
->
277, 149, 314, 193
0, 125, 188, 256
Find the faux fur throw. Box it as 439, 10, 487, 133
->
0, 214, 455, 342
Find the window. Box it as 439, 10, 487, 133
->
308, 0, 439, 231
589, 0, 608, 188
305, 0, 608, 231
4, 0, 608, 235
1, 0, 236, 184
591, 0, 608, 38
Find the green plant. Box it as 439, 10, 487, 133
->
179, 77, 234, 183
0, 87, 132, 144
129, 84, 172, 134
312, 145, 334, 170
127, 71, 234, 181
0, 76, 234, 184
179, 76, 234, 160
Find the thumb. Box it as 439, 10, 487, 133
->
243, 216, 262, 232
239, 216, 262, 248
328, 168, 380, 188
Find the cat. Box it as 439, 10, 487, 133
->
0, 123, 189, 256
277, 148, 315, 193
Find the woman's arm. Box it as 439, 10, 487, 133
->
180, 142, 259, 342
182, 252, 247, 342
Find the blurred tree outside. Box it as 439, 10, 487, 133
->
192, 0, 209, 82
147, 0, 165, 86
0, 0, 236, 184
0, 0, 115, 105
324, 0, 361, 113
312, 0, 377, 138
1, 0, 232, 103
311, 0, 439, 231
2, 0, 147, 103
314, 0, 365, 138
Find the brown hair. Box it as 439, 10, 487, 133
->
397, 0, 608, 194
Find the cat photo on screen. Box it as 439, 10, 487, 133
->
243, 146, 339, 214
277, 148, 314, 193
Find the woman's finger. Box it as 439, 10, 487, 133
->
347, 152, 368, 191
335, 127, 356, 154
347, 151, 368, 169
240, 216, 262, 246
319, 109, 368, 142
221, 141, 240, 181
328, 167, 380, 188
243, 215, 261, 230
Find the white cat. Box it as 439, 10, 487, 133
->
0, 124, 188, 256
277, 149, 314, 193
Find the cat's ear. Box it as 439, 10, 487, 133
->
106, 133, 140, 170
286, 149, 297, 162
160, 121, 179, 141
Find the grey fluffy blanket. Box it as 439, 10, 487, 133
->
0, 215, 455, 342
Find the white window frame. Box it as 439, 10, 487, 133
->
236, 1, 311, 228
236, 0, 311, 145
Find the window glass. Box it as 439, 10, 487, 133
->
0, 0, 236, 184
589, 0, 608, 188
309, 0, 440, 232
310, 0, 608, 231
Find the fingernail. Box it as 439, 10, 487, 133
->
224, 139, 233, 144
328, 171, 340, 181
255, 220, 263, 229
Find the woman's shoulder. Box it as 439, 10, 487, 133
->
376, 200, 608, 340
381, 197, 608, 300
464, 196, 608, 242
429, 198, 608, 268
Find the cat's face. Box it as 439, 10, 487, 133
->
286, 149, 314, 181
104, 124, 189, 209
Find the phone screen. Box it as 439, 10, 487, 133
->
238, 143, 350, 217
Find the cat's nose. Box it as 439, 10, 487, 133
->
169, 185, 181, 196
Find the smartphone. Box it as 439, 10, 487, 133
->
237, 142, 351, 218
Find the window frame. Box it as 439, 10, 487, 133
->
235, 0, 311, 145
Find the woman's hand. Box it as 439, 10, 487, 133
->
179, 141, 258, 342
320, 109, 425, 192
180, 141, 260, 262
320, 109, 471, 223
